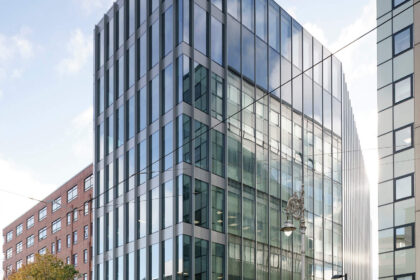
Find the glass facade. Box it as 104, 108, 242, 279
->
93, 1, 368, 280
377, 0, 416, 279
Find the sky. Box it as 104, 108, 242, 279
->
0, 0, 378, 277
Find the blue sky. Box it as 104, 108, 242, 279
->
0, 0, 377, 276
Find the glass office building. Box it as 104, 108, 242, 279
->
377, 0, 418, 279
93, 1, 371, 279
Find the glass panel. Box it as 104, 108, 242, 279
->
150, 75, 159, 123
195, 238, 209, 279
177, 55, 192, 104
163, 238, 173, 280
269, 49, 280, 92
242, 27, 254, 81
177, 235, 192, 278
395, 248, 415, 275
211, 17, 223, 65
378, 229, 393, 253
395, 224, 413, 249
281, 10, 291, 59
150, 243, 159, 280
150, 187, 159, 233
163, 64, 174, 114
164, 6, 173, 56
127, 97, 135, 139
395, 126, 412, 152
228, 179, 241, 235
256, 0, 267, 41
212, 186, 224, 232
194, 4, 207, 55
177, 0, 190, 44
117, 58, 124, 97
117, 106, 124, 147
257, 193, 269, 244
194, 63, 209, 113
394, 75, 412, 103
227, 0, 240, 20
137, 194, 146, 238
150, 131, 159, 178
243, 186, 256, 240
394, 27, 412, 56
195, 179, 209, 228
177, 114, 192, 164
269, 2, 280, 52
194, 120, 209, 170
256, 38, 268, 89
138, 248, 146, 280
116, 205, 124, 247
395, 198, 415, 227
395, 174, 413, 200
150, 20, 159, 68
163, 121, 174, 171
212, 130, 225, 177
138, 140, 147, 185
177, 175, 192, 224
242, 0, 254, 31
227, 17, 241, 71
212, 243, 225, 280
163, 180, 174, 228
211, 73, 224, 121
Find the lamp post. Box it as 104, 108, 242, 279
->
280, 189, 306, 280
332, 274, 348, 280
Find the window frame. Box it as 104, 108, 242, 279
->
394, 173, 414, 202
67, 185, 78, 203
52, 197, 61, 212
26, 216, 34, 229
393, 0, 410, 8
392, 25, 413, 57
394, 223, 415, 251
393, 124, 413, 153
393, 74, 413, 105
39, 206, 47, 221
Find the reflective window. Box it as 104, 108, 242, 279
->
139, 0, 146, 25
211, 73, 224, 120
163, 64, 174, 114
212, 0, 223, 10
177, 174, 192, 224
116, 255, 123, 280
116, 205, 124, 247
242, 0, 254, 31
127, 148, 135, 191
395, 224, 414, 249
281, 10, 291, 59
177, 0, 190, 44
212, 243, 225, 280
126, 202, 134, 242
150, 0, 158, 14
116, 155, 124, 196
117, 8, 124, 48
195, 63, 209, 113
163, 180, 173, 228
227, 17, 241, 71
138, 140, 147, 185
127, 97, 134, 140
117, 105, 124, 147
243, 186, 256, 239
256, 38, 268, 89
138, 248, 146, 280
97, 78, 104, 114
393, 0, 409, 7
128, 0, 135, 36
394, 125, 412, 152
256, 0, 267, 41
242, 27, 255, 81
395, 174, 413, 201
292, 20, 302, 70
269, 2, 280, 51
27, 216, 34, 229
107, 18, 114, 59
150, 131, 159, 178
177, 114, 192, 164
177, 235, 192, 277
164, 6, 173, 56
126, 252, 134, 280
150, 187, 159, 233
137, 194, 146, 238
97, 122, 104, 160
163, 121, 174, 171
379, 229, 393, 253
150, 243, 159, 280
396, 274, 415, 280
139, 33, 147, 77
127, 46, 135, 88
177, 55, 192, 104
257, 192, 269, 243
293, 75, 302, 112
195, 179, 209, 228
149, 75, 159, 124
269, 48, 280, 92
393, 26, 412, 56
395, 198, 415, 227
163, 238, 173, 279
150, 20, 159, 68
106, 66, 114, 107
212, 130, 225, 177
194, 4, 208, 55
323, 91, 331, 130
227, 0, 240, 19
138, 86, 147, 131
194, 120, 209, 170
303, 31, 312, 71
394, 75, 412, 103
212, 186, 224, 232
312, 85, 321, 123
117, 58, 124, 97
211, 16, 223, 65
195, 238, 209, 279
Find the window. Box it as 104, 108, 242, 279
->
163, 238, 173, 279
67, 185, 78, 202
117, 8, 124, 48
256, 38, 268, 89
395, 224, 414, 250
6, 248, 12, 259
84, 202, 89, 215
85, 175, 93, 191
27, 254, 34, 264
149, 75, 159, 124
117, 58, 124, 97
269, 2, 280, 51
212, 243, 225, 280
176, 55, 191, 105
194, 120, 209, 170
117, 105, 124, 147
39, 227, 47, 241
67, 212, 72, 225
395, 174, 413, 201
393, 0, 409, 8
150, 19, 159, 68
127, 47, 135, 90
57, 239, 62, 252
127, 96, 135, 140
73, 254, 78, 267
212, 186, 224, 232
51, 242, 56, 254
150, 243, 159, 280
176, 174, 192, 224
6, 230, 13, 242
228, 0, 240, 19
84, 249, 88, 263
52, 219, 61, 233
138, 86, 147, 132
163, 64, 174, 114
194, 4, 208, 55
27, 216, 34, 229
394, 125, 412, 152
211, 73, 224, 121
195, 179, 209, 228
177, 114, 192, 164
107, 66, 114, 108
16, 241, 22, 254
73, 231, 78, 245
194, 62, 209, 113
39, 207, 47, 221
67, 234, 71, 248
396, 274, 415, 280
139, 33, 147, 78
242, 27, 254, 80
393, 26, 412, 56
394, 75, 412, 104
256, 0, 267, 41
16, 260, 22, 270
16, 224, 23, 236
52, 197, 61, 212
150, 131, 160, 178
6, 265, 12, 276
66, 257, 70, 264
195, 238, 209, 279
227, 17, 240, 71
211, 130, 225, 177
39, 247, 46, 255
242, 0, 254, 31
163, 181, 174, 229
211, 17, 223, 65
84, 225, 89, 239
177, 0, 190, 44
163, 6, 173, 56
27, 235, 34, 248
150, 187, 159, 233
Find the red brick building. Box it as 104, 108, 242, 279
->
2, 165, 93, 279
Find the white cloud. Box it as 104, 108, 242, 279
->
67, 106, 93, 159
75, 0, 114, 14
0, 28, 34, 62
57, 29, 92, 75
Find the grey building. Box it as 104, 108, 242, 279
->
93, 1, 371, 279
377, 0, 418, 279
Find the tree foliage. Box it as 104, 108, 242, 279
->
8, 253, 79, 280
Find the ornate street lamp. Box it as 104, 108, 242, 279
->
332, 274, 348, 280
280, 189, 306, 280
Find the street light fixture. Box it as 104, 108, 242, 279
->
332, 274, 348, 280
280, 189, 306, 280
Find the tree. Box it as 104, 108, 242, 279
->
8, 253, 79, 280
